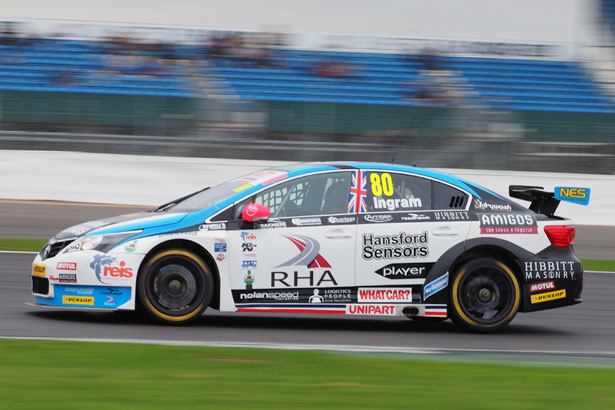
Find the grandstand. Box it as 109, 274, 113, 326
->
207, 50, 614, 114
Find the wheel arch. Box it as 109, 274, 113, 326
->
137, 239, 221, 310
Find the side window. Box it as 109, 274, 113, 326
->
365, 171, 431, 212
235, 172, 351, 218
432, 181, 469, 209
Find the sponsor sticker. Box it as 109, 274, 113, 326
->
358, 288, 412, 303
423, 272, 448, 300
328, 216, 356, 224
56, 262, 77, 270
214, 239, 227, 252
32, 264, 46, 277
291, 217, 322, 226
124, 240, 138, 253
478, 213, 538, 234
244, 270, 255, 289
199, 222, 226, 231
257, 221, 287, 229
372, 197, 422, 211
530, 289, 566, 304
401, 213, 430, 222
241, 242, 257, 252
90, 255, 133, 284
239, 291, 300, 302
216, 253, 226, 261
346, 304, 396, 316
473, 199, 512, 212
62, 295, 94, 306
362, 232, 429, 260
271, 271, 337, 288
242, 260, 257, 268
433, 211, 470, 221
59, 274, 77, 284
375, 262, 433, 279
241, 232, 257, 241
524, 261, 576, 281
363, 214, 393, 223
554, 187, 590, 206
529, 281, 556, 293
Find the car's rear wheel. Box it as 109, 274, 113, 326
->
138, 249, 213, 324
449, 258, 520, 333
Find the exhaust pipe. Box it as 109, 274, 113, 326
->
402, 307, 419, 317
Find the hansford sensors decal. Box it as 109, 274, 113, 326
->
362, 232, 429, 260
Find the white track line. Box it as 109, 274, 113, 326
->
2, 336, 615, 357
0, 250, 37, 255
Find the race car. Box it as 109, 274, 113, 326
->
30, 162, 588, 332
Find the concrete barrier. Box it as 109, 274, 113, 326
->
2, 150, 612, 225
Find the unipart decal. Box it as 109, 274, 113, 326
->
530, 289, 566, 304
524, 261, 577, 281
346, 304, 396, 316
529, 281, 555, 293
362, 232, 429, 260
56, 262, 77, 270
357, 288, 412, 303
375, 263, 433, 279
478, 213, 537, 234
473, 199, 512, 212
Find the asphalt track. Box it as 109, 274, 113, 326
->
1, 201, 614, 355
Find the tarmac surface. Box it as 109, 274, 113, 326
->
2, 252, 615, 355
1, 200, 614, 355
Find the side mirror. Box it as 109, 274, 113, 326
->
241, 203, 270, 223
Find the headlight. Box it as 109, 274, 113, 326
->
64, 230, 142, 254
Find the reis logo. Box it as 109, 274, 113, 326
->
90, 254, 133, 284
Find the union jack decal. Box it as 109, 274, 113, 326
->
348, 170, 367, 213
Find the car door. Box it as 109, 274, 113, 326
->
227, 171, 358, 311
355, 169, 471, 304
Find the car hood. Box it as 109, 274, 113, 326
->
52, 212, 187, 240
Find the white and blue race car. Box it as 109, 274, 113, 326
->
31, 162, 588, 332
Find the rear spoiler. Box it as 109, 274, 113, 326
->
509, 185, 559, 216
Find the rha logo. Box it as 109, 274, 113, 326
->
275, 235, 331, 268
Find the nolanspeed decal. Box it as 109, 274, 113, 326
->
530, 289, 566, 304
423, 272, 449, 300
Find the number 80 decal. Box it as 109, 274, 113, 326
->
370, 173, 394, 197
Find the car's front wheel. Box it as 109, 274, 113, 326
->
449, 258, 520, 333
138, 249, 213, 324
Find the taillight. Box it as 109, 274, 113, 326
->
544, 225, 575, 247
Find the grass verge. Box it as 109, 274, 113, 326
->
0, 237, 46, 252
581, 259, 615, 272
1, 340, 615, 409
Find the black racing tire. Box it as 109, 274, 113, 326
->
137, 248, 214, 324
449, 258, 520, 333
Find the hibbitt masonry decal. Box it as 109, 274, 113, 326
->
524, 261, 576, 280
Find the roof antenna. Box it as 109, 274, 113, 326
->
391, 117, 416, 165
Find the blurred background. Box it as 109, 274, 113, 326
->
0, 0, 614, 173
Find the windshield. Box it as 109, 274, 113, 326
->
167, 169, 289, 213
